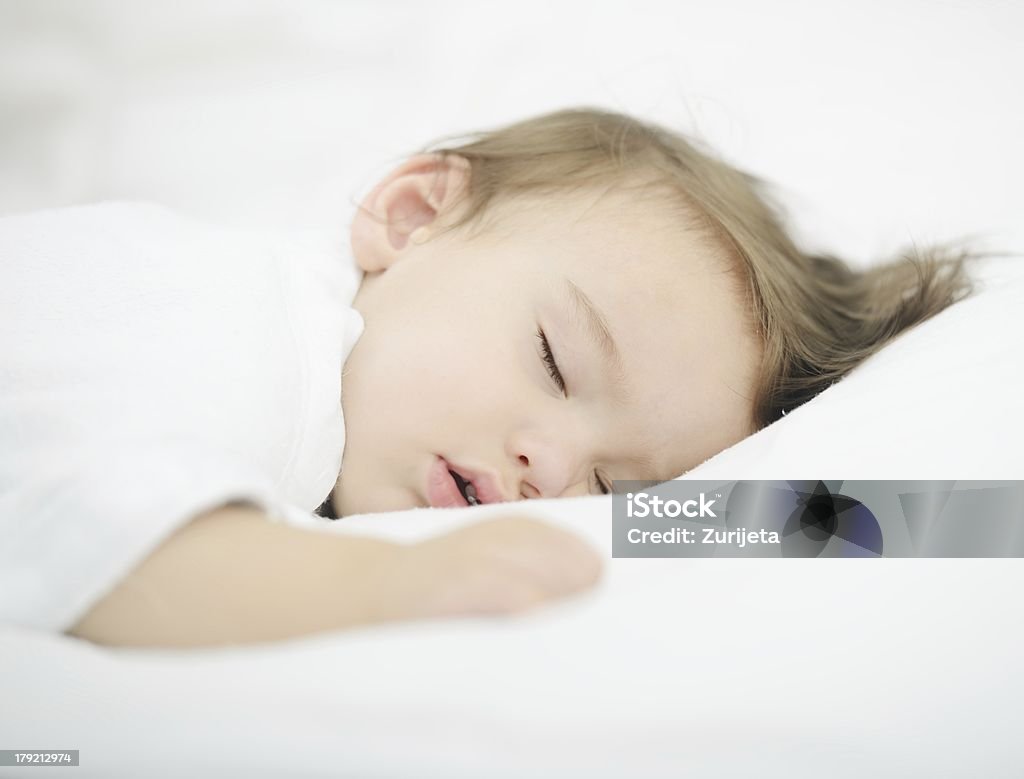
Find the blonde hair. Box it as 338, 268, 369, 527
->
407, 107, 1001, 429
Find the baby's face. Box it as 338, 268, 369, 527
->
330, 177, 761, 517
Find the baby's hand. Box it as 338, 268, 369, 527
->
387, 517, 604, 621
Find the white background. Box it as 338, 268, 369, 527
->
2, 0, 1021, 268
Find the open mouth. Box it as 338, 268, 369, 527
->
448, 469, 481, 506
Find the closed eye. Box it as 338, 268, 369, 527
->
535, 327, 566, 395
536, 326, 612, 497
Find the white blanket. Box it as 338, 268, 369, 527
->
2, 540, 1021, 777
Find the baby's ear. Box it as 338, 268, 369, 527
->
350, 153, 472, 273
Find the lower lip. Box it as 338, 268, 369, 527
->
426, 456, 469, 508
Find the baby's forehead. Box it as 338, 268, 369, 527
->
448, 182, 736, 285
511, 178, 688, 224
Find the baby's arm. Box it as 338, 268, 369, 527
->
66, 505, 602, 648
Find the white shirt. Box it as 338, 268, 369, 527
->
0, 202, 365, 632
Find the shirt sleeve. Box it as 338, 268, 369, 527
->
0, 203, 335, 634
0, 438, 297, 634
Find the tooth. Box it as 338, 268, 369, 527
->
465, 483, 477, 499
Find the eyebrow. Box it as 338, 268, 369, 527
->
561, 279, 670, 485
561, 277, 637, 405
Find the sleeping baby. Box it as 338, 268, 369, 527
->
0, 107, 982, 648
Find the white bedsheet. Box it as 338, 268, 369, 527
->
2, 524, 1021, 777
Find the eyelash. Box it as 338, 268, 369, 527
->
535, 326, 566, 395
535, 326, 611, 496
